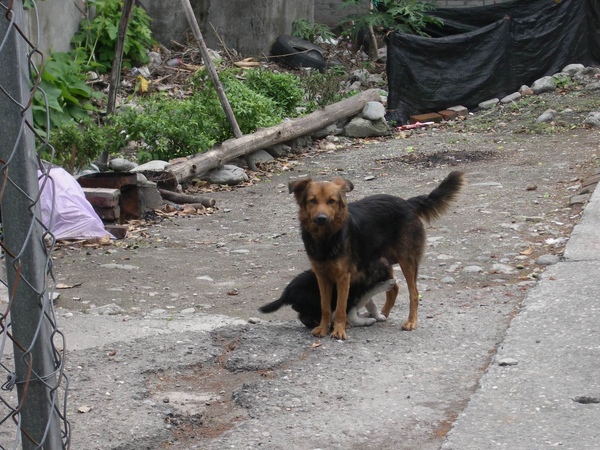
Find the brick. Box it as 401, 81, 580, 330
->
409, 112, 443, 124
104, 224, 128, 239
82, 187, 120, 208
447, 105, 469, 116
438, 109, 458, 121
94, 205, 120, 221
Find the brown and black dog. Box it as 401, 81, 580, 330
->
289, 171, 465, 339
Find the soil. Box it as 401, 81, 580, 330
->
47, 84, 599, 449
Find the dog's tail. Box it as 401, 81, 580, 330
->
408, 171, 465, 223
258, 295, 288, 314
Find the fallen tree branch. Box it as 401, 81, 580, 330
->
169, 89, 381, 183
158, 188, 216, 207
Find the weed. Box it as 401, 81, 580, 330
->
300, 68, 348, 110
292, 19, 336, 43
243, 68, 304, 116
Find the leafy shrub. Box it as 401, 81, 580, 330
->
300, 68, 348, 110
340, 0, 443, 37
292, 19, 336, 43
45, 119, 111, 173
71, 0, 153, 73
32, 52, 104, 134
243, 68, 304, 115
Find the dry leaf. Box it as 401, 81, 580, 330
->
520, 247, 534, 255
311, 341, 322, 349
107, 350, 117, 357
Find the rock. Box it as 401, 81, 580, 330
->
562, 63, 585, 75
583, 112, 600, 127
441, 276, 456, 285
131, 160, 171, 172
344, 117, 391, 138
447, 105, 469, 116
535, 254, 560, 265
462, 265, 484, 274
569, 193, 592, 205
265, 144, 292, 158
312, 124, 339, 139
531, 76, 556, 94
91, 304, 126, 315
535, 109, 556, 123
109, 158, 138, 173
478, 98, 499, 110
250, 149, 274, 164
362, 101, 386, 121
500, 92, 521, 104
519, 85, 534, 96
180, 308, 195, 315
248, 317, 261, 324
491, 263, 516, 275
584, 81, 600, 91
498, 357, 519, 366
209, 165, 248, 185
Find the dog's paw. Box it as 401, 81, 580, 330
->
401, 320, 417, 331
312, 325, 329, 338
357, 311, 371, 318
350, 316, 376, 327
374, 313, 387, 322
330, 325, 347, 340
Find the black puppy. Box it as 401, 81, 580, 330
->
259, 258, 394, 328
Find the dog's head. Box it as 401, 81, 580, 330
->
288, 177, 354, 230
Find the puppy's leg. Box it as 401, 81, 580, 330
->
312, 275, 333, 338
381, 266, 399, 318
348, 306, 377, 327
331, 273, 351, 339
399, 259, 419, 331
357, 279, 396, 321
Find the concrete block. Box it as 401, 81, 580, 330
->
409, 112, 443, 124
446, 105, 469, 116
82, 188, 120, 208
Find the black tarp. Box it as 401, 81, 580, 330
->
386, 0, 600, 124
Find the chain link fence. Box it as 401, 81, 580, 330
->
0, 0, 70, 448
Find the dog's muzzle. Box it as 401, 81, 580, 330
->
313, 213, 330, 226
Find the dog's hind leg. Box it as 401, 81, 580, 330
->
347, 306, 377, 326
381, 266, 399, 319
399, 259, 419, 331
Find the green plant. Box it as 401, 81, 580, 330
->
300, 68, 348, 110
71, 0, 153, 73
45, 119, 110, 173
340, 0, 443, 37
243, 68, 304, 115
32, 52, 104, 133
553, 75, 574, 90
292, 19, 336, 43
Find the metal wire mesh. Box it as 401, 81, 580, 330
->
0, 0, 70, 448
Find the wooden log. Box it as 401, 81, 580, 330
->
169, 89, 381, 183
158, 188, 216, 207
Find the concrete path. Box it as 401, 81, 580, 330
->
442, 186, 600, 449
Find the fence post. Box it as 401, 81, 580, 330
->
0, 1, 64, 448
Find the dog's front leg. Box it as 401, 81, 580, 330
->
312, 275, 333, 338
331, 273, 351, 340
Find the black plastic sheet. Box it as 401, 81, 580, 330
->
386, 0, 600, 124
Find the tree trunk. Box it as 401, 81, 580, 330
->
158, 189, 216, 207
169, 89, 381, 183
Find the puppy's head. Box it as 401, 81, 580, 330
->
288, 177, 353, 229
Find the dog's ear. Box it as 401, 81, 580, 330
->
332, 177, 354, 193
288, 178, 312, 202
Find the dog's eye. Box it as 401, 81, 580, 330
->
327, 198, 336, 205
308, 198, 317, 204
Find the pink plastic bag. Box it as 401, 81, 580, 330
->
38, 167, 113, 240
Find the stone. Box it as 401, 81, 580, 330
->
500, 92, 521, 104
131, 160, 171, 172
180, 308, 195, 315
109, 158, 138, 172
531, 76, 556, 94
91, 304, 125, 315
584, 82, 600, 91
519, 85, 534, 96
478, 98, 499, 110
498, 357, 519, 366
462, 265, 484, 274
441, 276, 456, 285
344, 117, 391, 138
535, 109, 556, 123
562, 63, 585, 75
583, 112, 600, 127
265, 144, 292, 158
209, 165, 249, 185
535, 254, 560, 265
82, 188, 120, 208
250, 149, 274, 164
491, 263, 516, 275
362, 101, 386, 121
311, 124, 338, 139
569, 193, 592, 205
